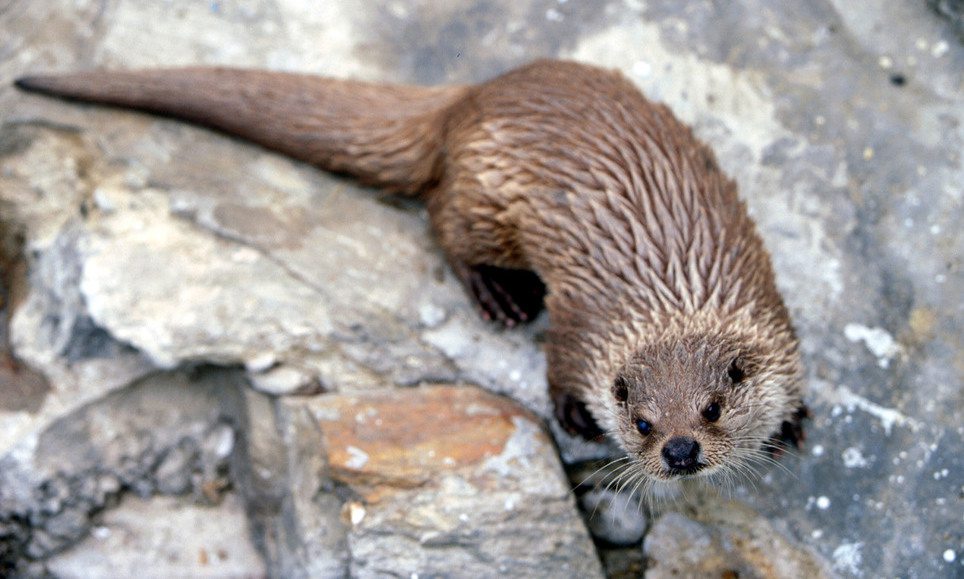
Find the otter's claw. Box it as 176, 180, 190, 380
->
554, 392, 605, 441
452, 262, 545, 327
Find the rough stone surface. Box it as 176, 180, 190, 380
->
0, 368, 248, 574
0, 0, 961, 577
291, 385, 603, 578
579, 488, 648, 547
46, 493, 266, 578
643, 503, 831, 579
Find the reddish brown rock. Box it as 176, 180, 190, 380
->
283, 385, 604, 578
309, 385, 537, 492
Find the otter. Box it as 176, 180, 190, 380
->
14, 60, 807, 489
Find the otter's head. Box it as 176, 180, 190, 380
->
606, 334, 801, 485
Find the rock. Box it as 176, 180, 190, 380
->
928, 0, 964, 40
0, 0, 961, 576
244, 351, 278, 373
643, 492, 832, 578
154, 441, 198, 495
568, 459, 650, 548
46, 493, 266, 578
579, 488, 648, 547
231, 386, 348, 578
248, 365, 323, 396
0, 128, 157, 463
0, 214, 51, 415
286, 385, 604, 578
0, 368, 251, 570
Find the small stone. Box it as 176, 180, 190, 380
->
37, 477, 71, 515
248, 365, 320, 395
579, 488, 648, 546
155, 443, 197, 495
418, 302, 446, 328
644, 513, 717, 572
244, 352, 278, 373
130, 478, 155, 498
347, 501, 367, 526
202, 424, 236, 463
44, 507, 89, 541
943, 549, 956, 562
92, 187, 118, 213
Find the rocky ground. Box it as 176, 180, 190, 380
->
0, 0, 961, 577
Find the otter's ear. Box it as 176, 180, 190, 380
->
613, 375, 629, 402
727, 357, 747, 384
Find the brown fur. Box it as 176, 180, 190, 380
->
15, 60, 806, 486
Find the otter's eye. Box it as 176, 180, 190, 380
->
702, 402, 722, 422
727, 359, 746, 384
613, 376, 629, 403
636, 419, 652, 435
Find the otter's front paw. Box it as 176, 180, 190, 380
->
771, 404, 810, 456
553, 392, 605, 441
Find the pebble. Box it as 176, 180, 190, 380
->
578, 488, 647, 546
244, 352, 278, 373
418, 303, 447, 328
249, 365, 319, 395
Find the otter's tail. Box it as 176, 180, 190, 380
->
15, 68, 469, 195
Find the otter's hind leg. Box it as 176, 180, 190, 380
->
428, 168, 546, 327
449, 260, 546, 327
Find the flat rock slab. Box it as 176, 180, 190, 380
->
46, 493, 265, 579
288, 385, 603, 578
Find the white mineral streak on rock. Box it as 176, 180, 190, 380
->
833, 385, 922, 435
844, 323, 903, 368
832, 542, 863, 576
345, 445, 370, 470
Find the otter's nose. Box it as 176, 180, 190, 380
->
662, 436, 701, 472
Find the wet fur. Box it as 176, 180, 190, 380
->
15, 59, 806, 484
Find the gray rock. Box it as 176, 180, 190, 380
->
248, 365, 323, 396
233, 387, 349, 578
154, 441, 198, 496
928, 0, 964, 40
0, 369, 250, 570
579, 488, 648, 547
46, 493, 266, 578
290, 386, 604, 578
0, 0, 961, 577
643, 497, 832, 578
